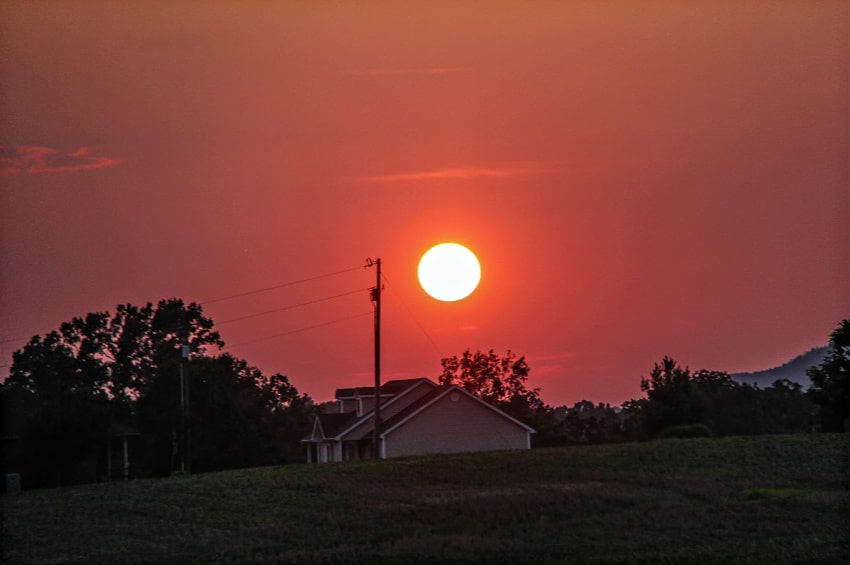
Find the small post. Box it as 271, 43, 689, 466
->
179, 359, 185, 473
123, 437, 129, 481
180, 344, 191, 473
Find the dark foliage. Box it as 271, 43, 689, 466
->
624, 357, 814, 439
536, 401, 628, 446
807, 318, 849, 432
137, 354, 316, 474
438, 349, 554, 439
2, 299, 315, 489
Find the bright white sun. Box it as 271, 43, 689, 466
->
418, 243, 481, 302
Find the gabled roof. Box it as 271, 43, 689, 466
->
374, 386, 450, 437
305, 412, 357, 441
378, 385, 536, 438
382, 378, 433, 390
336, 378, 428, 400
327, 378, 438, 440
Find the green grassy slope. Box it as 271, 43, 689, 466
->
2, 434, 848, 564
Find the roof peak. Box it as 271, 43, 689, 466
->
335, 377, 437, 399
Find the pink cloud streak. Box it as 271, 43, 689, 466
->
345, 67, 462, 77
362, 163, 557, 183
1, 145, 122, 176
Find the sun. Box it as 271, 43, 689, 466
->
418, 243, 481, 302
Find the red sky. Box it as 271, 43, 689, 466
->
1, 1, 847, 406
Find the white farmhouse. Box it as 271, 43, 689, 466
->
303, 378, 535, 463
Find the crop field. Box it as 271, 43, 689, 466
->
2, 434, 848, 564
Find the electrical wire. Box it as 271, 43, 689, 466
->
1, 264, 370, 358
380, 272, 444, 358
199, 264, 365, 305
216, 288, 370, 325
226, 311, 373, 347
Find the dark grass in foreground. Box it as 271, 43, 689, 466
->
2, 434, 848, 564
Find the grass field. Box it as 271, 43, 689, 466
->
2, 434, 848, 564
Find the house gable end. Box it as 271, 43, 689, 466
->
312, 417, 324, 440
300, 417, 325, 443
381, 385, 536, 438
381, 386, 534, 458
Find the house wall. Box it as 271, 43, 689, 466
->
317, 441, 343, 463
339, 398, 357, 413
357, 397, 375, 416
383, 391, 530, 459
318, 443, 329, 463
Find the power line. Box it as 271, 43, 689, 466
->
0, 304, 372, 369
199, 265, 365, 305
226, 311, 372, 347
216, 288, 369, 325
0, 265, 367, 345
380, 272, 444, 359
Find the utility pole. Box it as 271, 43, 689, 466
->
366, 258, 381, 459
180, 344, 191, 473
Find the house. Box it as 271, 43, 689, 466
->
302, 378, 535, 463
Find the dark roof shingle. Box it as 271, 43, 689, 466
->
359, 386, 453, 440
317, 412, 357, 438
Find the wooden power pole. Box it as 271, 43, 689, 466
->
367, 258, 381, 459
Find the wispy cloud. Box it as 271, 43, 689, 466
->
345, 67, 462, 77
1, 145, 122, 175
361, 163, 557, 184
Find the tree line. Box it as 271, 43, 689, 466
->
2, 298, 846, 490
1, 299, 316, 489
438, 318, 848, 446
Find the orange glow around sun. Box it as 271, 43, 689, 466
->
417, 243, 481, 302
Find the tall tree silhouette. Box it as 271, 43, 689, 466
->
3, 298, 313, 486
439, 349, 545, 425
807, 319, 849, 432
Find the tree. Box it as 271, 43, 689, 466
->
262, 372, 319, 463
136, 354, 315, 474
6, 299, 223, 406
543, 401, 626, 445
438, 349, 547, 427
760, 379, 813, 434
807, 318, 849, 432
3, 298, 310, 485
6, 325, 113, 487
634, 356, 704, 436
625, 357, 814, 439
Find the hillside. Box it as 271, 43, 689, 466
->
731, 346, 828, 388
2, 434, 847, 564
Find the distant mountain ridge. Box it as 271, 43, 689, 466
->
731, 346, 828, 388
